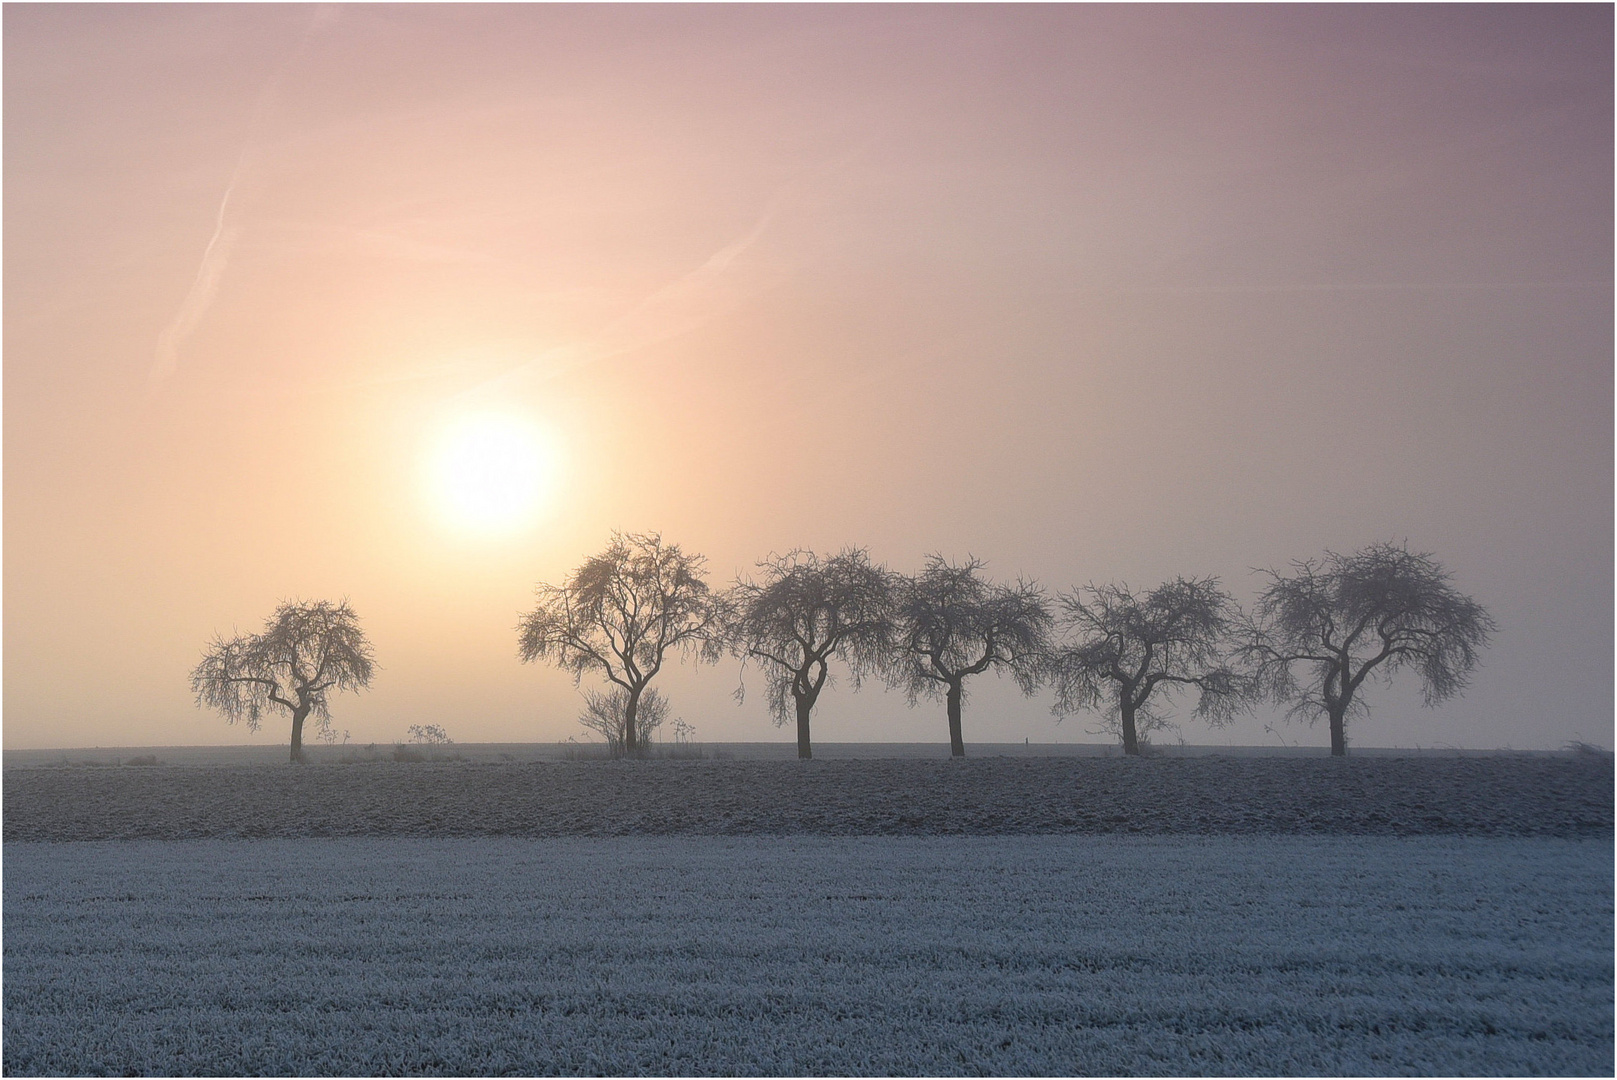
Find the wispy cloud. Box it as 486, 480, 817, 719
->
150, 171, 242, 383
149, 6, 339, 386
452, 197, 785, 402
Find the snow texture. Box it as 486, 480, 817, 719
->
4, 756, 1609, 841
4, 836, 1610, 1076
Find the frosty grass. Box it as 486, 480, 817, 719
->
5, 835, 1610, 1076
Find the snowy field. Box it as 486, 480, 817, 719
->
5, 755, 1609, 840
4, 836, 1611, 1076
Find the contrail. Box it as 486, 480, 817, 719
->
149, 6, 337, 386
458, 189, 795, 404
150, 164, 243, 383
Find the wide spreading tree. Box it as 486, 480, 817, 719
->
728, 548, 897, 759
890, 555, 1052, 757
1239, 541, 1494, 755
1047, 577, 1251, 755
518, 531, 726, 756
191, 599, 375, 763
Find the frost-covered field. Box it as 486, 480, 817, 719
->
5, 836, 1611, 1076
5, 755, 1609, 840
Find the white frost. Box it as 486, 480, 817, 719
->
4, 836, 1611, 1075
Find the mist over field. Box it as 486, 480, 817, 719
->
5, 4, 1611, 753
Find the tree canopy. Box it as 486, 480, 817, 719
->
728, 547, 897, 759
1239, 541, 1494, 755
518, 531, 726, 754
1048, 577, 1250, 755
191, 599, 375, 763
891, 555, 1052, 757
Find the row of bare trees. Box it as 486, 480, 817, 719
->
191, 533, 1493, 762
514, 533, 1493, 760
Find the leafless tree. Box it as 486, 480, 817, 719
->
1047, 577, 1252, 755
728, 548, 897, 759
191, 599, 375, 763
518, 531, 725, 755
578, 686, 671, 755
1239, 541, 1495, 756
891, 555, 1052, 757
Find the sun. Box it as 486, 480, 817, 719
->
426, 413, 557, 534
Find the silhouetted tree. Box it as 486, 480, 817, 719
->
728, 548, 897, 759
891, 556, 1052, 757
191, 599, 375, 763
518, 531, 725, 755
577, 687, 671, 755
1048, 577, 1251, 755
1239, 541, 1495, 756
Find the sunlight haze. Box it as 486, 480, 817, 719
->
5, 4, 1611, 751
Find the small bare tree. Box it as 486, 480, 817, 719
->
578, 687, 671, 755
1239, 541, 1495, 756
1048, 577, 1252, 756
191, 599, 375, 763
891, 555, 1052, 757
728, 548, 897, 759
518, 531, 725, 755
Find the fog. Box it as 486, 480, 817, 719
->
5, 5, 1610, 751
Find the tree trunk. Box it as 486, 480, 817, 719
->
1328, 706, 1348, 756
795, 694, 813, 760
946, 681, 965, 758
623, 688, 640, 757
1120, 700, 1140, 756
290, 707, 308, 764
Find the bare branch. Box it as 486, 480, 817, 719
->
518, 532, 726, 751
1236, 541, 1494, 753
889, 555, 1053, 745
1047, 576, 1254, 753
726, 548, 898, 734
191, 600, 376, 757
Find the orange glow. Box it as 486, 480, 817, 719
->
4, 6, 1608, 751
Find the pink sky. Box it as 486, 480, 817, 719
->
5, 5, 1611, 750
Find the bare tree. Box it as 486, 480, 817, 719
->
728, 548, 896, 759
191, 599, 375, 763
1239, 541, 1495, 756
518, 531, 725, 755
1048, 577, 1251, 755
891, 555, 1052, 757
578, 686, 671, 755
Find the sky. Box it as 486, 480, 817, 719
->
5, 4, 1611, 752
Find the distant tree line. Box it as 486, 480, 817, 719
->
192, 534, 1493, 763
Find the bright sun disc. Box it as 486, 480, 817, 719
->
428, 414, 555, 534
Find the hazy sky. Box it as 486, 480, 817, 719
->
6, 4, 1611, 751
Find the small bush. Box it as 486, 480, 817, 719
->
385, 724, 462, 763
